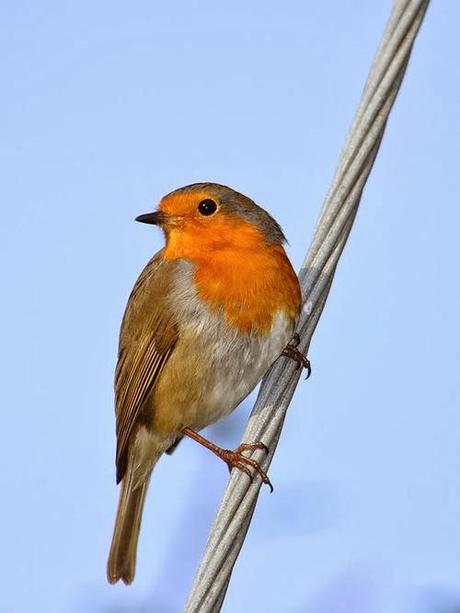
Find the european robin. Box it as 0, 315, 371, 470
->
107, 183, 309, 584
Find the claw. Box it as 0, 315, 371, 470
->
230, 460, 253, 480
222, 446, 273, 493
241, 463, 253, 480
237, 441, 270, 455
282, 335, 311, 379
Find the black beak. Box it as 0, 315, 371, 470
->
135, 211, 167, 226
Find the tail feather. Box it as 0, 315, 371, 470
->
107, 470, 150, 585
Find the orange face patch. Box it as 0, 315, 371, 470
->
159, 190, 220, 220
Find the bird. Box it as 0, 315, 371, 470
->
107, 182, 309, 585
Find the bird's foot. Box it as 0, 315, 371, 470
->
181, 427, 273, 492
282, 333, 311, 379
218, 442, 273, 492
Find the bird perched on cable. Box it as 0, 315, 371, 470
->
107, 182, 309, 585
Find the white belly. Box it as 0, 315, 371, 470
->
173, 309, 294, 430
205, 311, 293, 421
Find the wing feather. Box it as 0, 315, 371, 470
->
114, 252, 178, 483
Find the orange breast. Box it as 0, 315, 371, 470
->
163, 216, 301, 333
196, 246, 300, 332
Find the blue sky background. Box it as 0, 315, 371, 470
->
1, 1, 459, 612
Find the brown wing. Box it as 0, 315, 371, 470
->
114, 251, 178, 483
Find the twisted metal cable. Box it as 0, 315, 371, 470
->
185, 2, 430, 610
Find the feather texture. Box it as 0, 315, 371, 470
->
114, 252, 178, 483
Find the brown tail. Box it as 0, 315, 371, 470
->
107, 469, 150, 585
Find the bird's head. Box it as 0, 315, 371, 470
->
136, 183, 285, 260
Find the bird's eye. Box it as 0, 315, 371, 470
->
198, 199, 217, 216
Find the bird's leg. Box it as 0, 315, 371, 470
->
282, 333, 311, 379
181, 427, 273, 492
